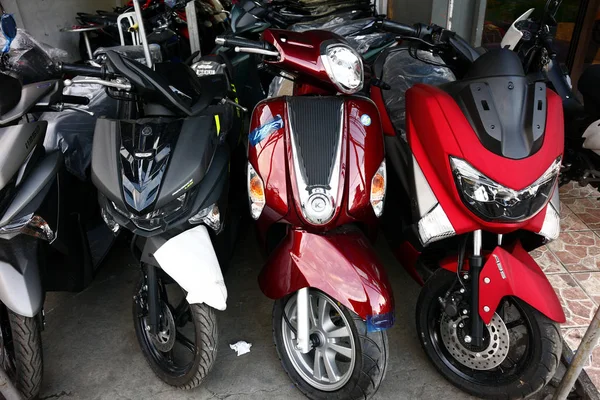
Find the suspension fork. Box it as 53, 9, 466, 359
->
145, 263, 161, 335
469, 230, 484, 347
296, 287, 311, 354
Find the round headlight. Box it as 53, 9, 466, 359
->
321, 44, 364, 94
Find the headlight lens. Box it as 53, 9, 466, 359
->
321, 44, 364, 94
450, 156, 561, 222
248, 163, 265, 220
370, 160, 387, 217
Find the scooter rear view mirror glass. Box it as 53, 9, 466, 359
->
1, 14, 17, 41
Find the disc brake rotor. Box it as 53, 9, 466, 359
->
145, 303, 176, 353
440, 313, 510, 370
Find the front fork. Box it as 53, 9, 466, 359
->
145, 264, 161, 335
296, 287, 311, 354
469, 230, 484, 347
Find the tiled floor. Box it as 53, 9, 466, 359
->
536, 181, 600, 387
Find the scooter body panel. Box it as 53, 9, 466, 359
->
440, 241, 566, 323
258, 229, 394, 322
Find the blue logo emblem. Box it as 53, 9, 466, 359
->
361, 114, 372, 126
249, 115, 284, 146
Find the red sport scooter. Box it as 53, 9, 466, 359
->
369, 20, 565, 398
216, 30, 393, 399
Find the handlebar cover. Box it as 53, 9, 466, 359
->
380, 20, 419, 37
60, 63, 105, 78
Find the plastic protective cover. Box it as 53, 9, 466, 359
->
0, 29, 68, 83
382, 48, 456, 137
290, 15, 392, 55
93, 44, 163, 66
42, 79, 117, 180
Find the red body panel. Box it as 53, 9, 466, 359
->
440, 241, 566, 324
262, 29, 344, 93
405, 84, 563, 235
258, 229, 394, 320
249, 96, 384, 232
370, 86, 396, 137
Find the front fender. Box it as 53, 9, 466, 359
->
153, 225, 227, 311
258, 229, 394, 327
442, 241, 565, 324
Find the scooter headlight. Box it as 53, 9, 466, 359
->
370, 160, 387, 217
450, 156, 561, 222
321, 44, 364, 94
110, 194, 187, 232
248, 163, 265, 220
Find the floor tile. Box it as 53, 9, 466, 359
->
560, 181, 600, 198
548, 231, 600, 272
573, 272, 600, 305
563, 198, 600, 230
548, 274, 597, 327
562, 327, 600, 390
530, 246, 566, 274
560, 203, 589, 231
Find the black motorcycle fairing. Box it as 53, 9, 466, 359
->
441, 50, 546, 160
578, 64, 600, 117
0, 74, 21, 116
119, 118, 183, 213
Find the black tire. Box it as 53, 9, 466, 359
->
416, 269, 561, 400
133, 281, 218, 389
7, 311, 43, 400
273, 291, 389, 400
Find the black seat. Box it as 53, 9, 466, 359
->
578, 65, 600, 117
0, 73, 22, 117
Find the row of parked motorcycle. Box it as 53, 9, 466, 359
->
0, 0, 599, 398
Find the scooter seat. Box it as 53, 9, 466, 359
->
0, 73, 22, 117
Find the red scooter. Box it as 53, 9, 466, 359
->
369, 20, 565, 399
216, 30, 393, 399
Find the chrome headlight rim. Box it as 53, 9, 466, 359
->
450, 156, 561, 223
320, 42, 364, 95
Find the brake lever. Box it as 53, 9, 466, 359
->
221, 98, 248, 113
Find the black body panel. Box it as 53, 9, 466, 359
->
288, 96, 343, 186
441, 50, 546, 160
0, 74, 22, 116
578, 64, 600, 118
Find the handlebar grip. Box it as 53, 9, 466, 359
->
216, 36, 271, 50
61, 95, 90, 105
380, 20, 418, 37
60, 63, 104, 78
543, 36, 557, 58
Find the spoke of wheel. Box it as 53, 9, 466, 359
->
318, 297, 329, 326
166, 349, 174, 363
309, 295, 318, 329
506, 354, 517, 368
313, 349, 324, 381
329, 343, 352, 359
505, 318, 525, 330
176, 332, 195, 353
326, 326, 351, 338
173, 298, 190, 327
323, 349, 341, 382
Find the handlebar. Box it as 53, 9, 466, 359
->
215, 36, 275, 51
59, 63, 105, 78
379, 20, 419, 37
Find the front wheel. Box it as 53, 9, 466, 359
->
133, 274, 218, 389
416, 269, 561, 399
273, 289, 388, 400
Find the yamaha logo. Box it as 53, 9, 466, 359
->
141, 126, 153, 136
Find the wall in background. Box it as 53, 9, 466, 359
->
2, 0, 122, 60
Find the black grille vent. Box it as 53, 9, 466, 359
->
288, 96, 343, 186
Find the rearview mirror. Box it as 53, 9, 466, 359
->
1, 13, 17, 53
500, 8, 534, 51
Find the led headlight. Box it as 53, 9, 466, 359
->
320, 44, 364, 94
248, 163, 265, 220
370, 160, 387, 217
450, 156, 561, 222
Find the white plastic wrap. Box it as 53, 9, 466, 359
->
42, 79, 118, 180
0, 29, 68, 83
381, 48, 456, 136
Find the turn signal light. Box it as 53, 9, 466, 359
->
370, 160, 387, 217
248, 163, 265, 220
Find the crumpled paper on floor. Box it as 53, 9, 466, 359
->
230, 341, 252, 356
